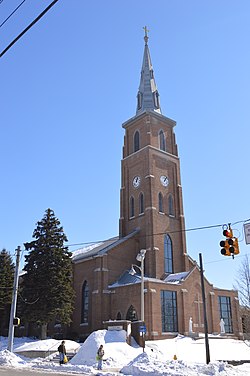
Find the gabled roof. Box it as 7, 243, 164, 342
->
72, 228, 140, 263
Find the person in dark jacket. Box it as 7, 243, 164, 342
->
97, 344, 104, 370
58, 340, 66, 365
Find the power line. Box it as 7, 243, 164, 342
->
0, 0, 26, 29
3, 218, 249, 260
0, 0, 60, 58
65, 218, 250, 248
204, 252, 248, 265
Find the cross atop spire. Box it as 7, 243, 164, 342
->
136, 27, 162, 116
143, 26, 149, 44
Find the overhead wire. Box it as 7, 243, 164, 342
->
0, 0, 60, 58
65, 218, 250, 248
2, 218, 249, 267
0, 0, 26, 28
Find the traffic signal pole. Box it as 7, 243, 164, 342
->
199, 253, 210, 364
7, 246, 21, 352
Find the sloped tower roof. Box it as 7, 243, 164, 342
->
136, 26, 162, 116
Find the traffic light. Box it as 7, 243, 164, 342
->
220, 225, 240, 257
13, 317, 20, 326
220, 239, 231, 256
223, 228, 233, 238
228, 237, 239, 255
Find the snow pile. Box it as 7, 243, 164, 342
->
15, 338, 79, 353
0, 349, 26, 367
121, 352, 229, 376
0, 331, 250, 375
70, 329, 139, 367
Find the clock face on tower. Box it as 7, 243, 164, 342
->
132, 176, 141, 188
160, 175, 169, 187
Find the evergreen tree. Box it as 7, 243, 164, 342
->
22, 208, 75, 338
0, 249, 15, 335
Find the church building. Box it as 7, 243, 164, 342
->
71, 31, 242, 342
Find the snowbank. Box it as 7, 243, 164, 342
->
70, 329, 139, 367
0, 331, 250, 375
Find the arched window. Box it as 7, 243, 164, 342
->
126, 305, 138, 322
134, 131, 140, 152
168, 194, 174, 216
159, 129, 166, 151
116, 312, 122, 320
139, 192, 144, 214
81, 280, 89, 324
130, 196, 135, 218
158, 192, 164, 213
164, 234, 173, 274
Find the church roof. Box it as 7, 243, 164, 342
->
163, 271, 190, 284
136, 27, 162, 116
109, 270, 142, 287
108, 270, 191, 289
72, 228, 140, 263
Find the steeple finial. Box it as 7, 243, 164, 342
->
143, 25, 149, 44
136, 27, 162, 116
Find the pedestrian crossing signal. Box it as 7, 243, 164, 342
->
13, 317, 20, 326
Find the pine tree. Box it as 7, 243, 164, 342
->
22, 208, 75, 338
0, 249, 15, 335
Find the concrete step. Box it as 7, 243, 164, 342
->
50, 352, 76, 362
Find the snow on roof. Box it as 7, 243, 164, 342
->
109, 270, 191, 289
71, 228, 140, 262
71, 241, 104, 259
109, 270, 141, 288
163, 271, 190, 284
71, 237, 118, 262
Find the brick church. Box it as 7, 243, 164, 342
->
71, 31, 242, 341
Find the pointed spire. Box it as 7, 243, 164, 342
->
136, 27, 162, 116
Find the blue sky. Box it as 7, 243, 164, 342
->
1, 0, 249, 290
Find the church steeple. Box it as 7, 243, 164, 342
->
136, 26, 162, 116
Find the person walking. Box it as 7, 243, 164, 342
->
58, 340, 66, 365
97, 344, 104, 370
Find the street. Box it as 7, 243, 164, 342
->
0, 367, 90, 376
0, 366, 121, 375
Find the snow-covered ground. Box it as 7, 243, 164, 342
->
0, 330, 250, 375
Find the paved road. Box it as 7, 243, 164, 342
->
0, 366, 121, 375
0, 367, 88, 376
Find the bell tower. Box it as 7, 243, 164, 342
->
119, 29, 188, 279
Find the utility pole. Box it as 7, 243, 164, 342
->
7, 246, 21, 352
199, 253, 210, 364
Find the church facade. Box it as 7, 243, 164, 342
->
71, 32, 242, 342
